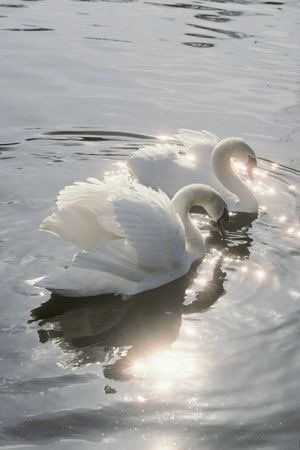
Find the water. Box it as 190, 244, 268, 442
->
0, 0, 299, 449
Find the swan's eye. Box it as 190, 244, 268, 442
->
247, 156, 257, 178
248, 155, 257, 166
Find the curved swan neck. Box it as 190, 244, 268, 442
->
172, 186, 209, 258
211, 139, 258, 213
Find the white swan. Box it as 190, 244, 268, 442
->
29, 175, 228, 297
127, 129, 258, 213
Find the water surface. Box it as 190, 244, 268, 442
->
0, 0, 299, 449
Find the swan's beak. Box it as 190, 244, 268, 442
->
216, 207, 229, 239
247, 156, 257, 179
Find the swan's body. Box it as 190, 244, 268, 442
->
127, 129, 258, 213
29, 175, 227, 297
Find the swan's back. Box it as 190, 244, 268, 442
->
128, 130, 220, 197
174, 129, 220, 150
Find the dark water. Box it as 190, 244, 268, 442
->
0, 0, 300, 449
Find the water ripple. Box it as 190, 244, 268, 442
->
84, 36, 131, 43
0, 3, 27, 7
0, 374, 97, 395
1, 26, 54, 31
187, 21, 253, 39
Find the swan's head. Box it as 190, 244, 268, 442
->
172, 184, 229, 239
218, 137, 257, 179
198, 186, 229, 239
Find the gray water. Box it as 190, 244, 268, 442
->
0, 0, 300, 449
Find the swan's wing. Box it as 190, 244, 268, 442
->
175, 129, 220, 149
128, 143, 199, 197
40, 175, 132, 251
73, 187, 187, 277
172, 129, 221, 184
113, 184, 187, 273
72, 240, 142, 282
128, 131, 221, 197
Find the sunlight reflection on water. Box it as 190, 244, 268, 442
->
0, 0, 299, 448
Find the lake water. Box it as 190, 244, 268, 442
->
0, 0, 299, 449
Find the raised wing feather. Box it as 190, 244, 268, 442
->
41, 175, 132, 250
113, 185, 187, 273
128, 143, 200, 197
175, 129, 220, 148
127, 130, 221, 198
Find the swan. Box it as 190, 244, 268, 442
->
28, 175, 228, 297
127, 129, 258, 213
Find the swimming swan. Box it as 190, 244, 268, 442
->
127, 129, 258, 213
29, 176, 228, 297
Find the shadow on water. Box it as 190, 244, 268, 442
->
1, 27, 54, 31
30, 258, 227, 380
26, 129, 157, 149
205, 213, 256, 259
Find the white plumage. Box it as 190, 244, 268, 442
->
127, 129, 258, 213
28, 175, 228, 297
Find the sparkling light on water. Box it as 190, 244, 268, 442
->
156, 381, 174, 392
157, 135, 171, 141
278, 215, 287, 223
267, 187, 275, 195
289, 289, 300, 299
194, 277, 208, 288
131, 348, 198, 395
286, 227, 300, 237
150, 439, 176, 450
287, 227, 295, 234
185, 153, 196, 163
133, 360, 146, 374
255, 270, 266, 281
182, 322, 198, 337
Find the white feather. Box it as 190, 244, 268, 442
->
40, 175, 131, 250
175, 128, 220, 148
113, 186, 186, 272
29, 178, 227, 297
128, 129, 258, 213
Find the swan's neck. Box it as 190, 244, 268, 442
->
172, 189, 205, 259
212, 142, 258, 213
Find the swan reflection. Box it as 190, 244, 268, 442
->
29, 214, 259, 387
30, 257, 226, 381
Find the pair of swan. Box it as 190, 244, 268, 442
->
30, 130, 258, 297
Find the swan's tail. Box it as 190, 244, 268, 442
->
28, 268, 133, 297
26, 240, 142, 297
